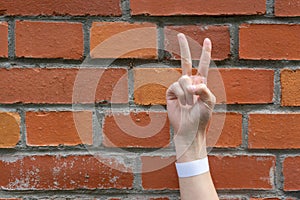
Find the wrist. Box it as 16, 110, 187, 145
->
174, 132, 207, 163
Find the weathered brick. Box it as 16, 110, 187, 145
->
0, 155, 133, 190
283, 156, 300, 191
0, 68, 128, 104
15, 21, 83, 59
281, 69, 300, 106
275, 0, 300, 16
0, 0, 121, 16
131, 0, 266, 16
0, 112, 20, 148
248, 113, 300, 149
134, 68, 274, 105
90, 22, 157, 59
164, 25, 230, 60
239, 24, 300, 60
103, 112, 170, 148
141, 155, 275, 190
141, 156, 178, 190
210, 155, 275, 190
26, 111, 93, 146
208, 113, 242, 148
0, 22, 8, 57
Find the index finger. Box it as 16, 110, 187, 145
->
177, 33, 192, 76
198, 38, 212, 79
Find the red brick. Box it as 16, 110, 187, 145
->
208, 113, 242, 148
103, 112, 170, 148
0, 155, 133, 190
164, 25, 230, 60
141, 156, 178, 190
0, 0, 121, 16
131, 0, 265, 16
210, 155, 275, 189
248, 113, 300, 149
15, 21, 83, 59
239, 24, 300, 60
141, 155, 275, 190
0, 68, 128, 104
275, 0, 300, 16
0, 112, 20, 148
134, 68, 274, 105
283, 156, 300, 191
90, 22, 157, 59
0, 199, 22, 200
26, 111, 93, 146
0, 22, 8, 57
281, 69, 300, 106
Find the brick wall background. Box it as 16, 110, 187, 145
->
0, 0, 300, 199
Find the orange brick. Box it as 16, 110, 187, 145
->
281, 69, 300, 106
0, 0, 121, 16
0, 22, 8, 57
208, 113, 242, 148
90, 22, 157, 59
164, 25, 230, 60
0, 155, 133, 190
141, 156, 178, 190
134, 68, 274, 105
239, 24, 300, 60
131, 0, 265, 16
210, 155, 275, 189
275, 0, 300, 16
248, 113, 300, 149
15, 21, 83, 59
103, 112, 170, 148
141, 155, 275, 190
0, 112, 20, 148
0, 68, 128, 104
26, 111, 93, 146
283, 156, 300, 191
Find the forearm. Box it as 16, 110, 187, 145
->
174, 133, 219, 200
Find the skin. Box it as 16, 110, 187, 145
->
166, 33, 219, 200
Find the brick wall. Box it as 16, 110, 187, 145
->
0, 0, 299, 199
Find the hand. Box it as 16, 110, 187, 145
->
166, 33, 216, 161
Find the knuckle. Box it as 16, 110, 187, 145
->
179, 75, 192, 84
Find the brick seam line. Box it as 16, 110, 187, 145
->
274, 69, 282, 105
241, 113, 249, 149
1, 104, 300, 114
7, 18, 15, 60
266, 0, 275, 16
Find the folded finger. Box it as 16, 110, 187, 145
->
166, 82, 186, 105
178, 75, 193, 106
187, 84, 216, 108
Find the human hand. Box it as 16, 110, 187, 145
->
166, 33, 216, 161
